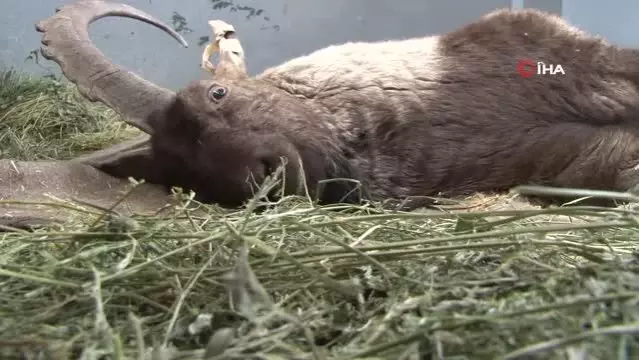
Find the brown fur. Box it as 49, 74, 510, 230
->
145, 9, 639, 207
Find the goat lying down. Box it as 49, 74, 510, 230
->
3, 0, 639, 228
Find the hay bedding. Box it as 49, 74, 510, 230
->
1, 71, 638, 360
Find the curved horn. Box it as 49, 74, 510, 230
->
35, 0, 188, 134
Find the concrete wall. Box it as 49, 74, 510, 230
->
562, 0, 639, 47
523, 0, 562, 15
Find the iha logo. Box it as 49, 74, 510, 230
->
517, 59, 565, 78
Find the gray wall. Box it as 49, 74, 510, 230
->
563, 0, 639, 47
1, 0, 637, 90
523, 0, 562, 15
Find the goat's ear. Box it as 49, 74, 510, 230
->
202, 20, 248, 80
217, 36, 247, 79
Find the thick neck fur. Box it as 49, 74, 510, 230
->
258, 36, 445, 198
258, 8, 639, 201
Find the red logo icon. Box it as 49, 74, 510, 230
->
517, 59, 535, 78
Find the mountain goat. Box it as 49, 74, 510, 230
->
4, 0, 639, 227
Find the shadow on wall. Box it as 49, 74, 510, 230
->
1, 0, 512, 90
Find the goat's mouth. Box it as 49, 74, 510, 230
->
249, 147, 307, 203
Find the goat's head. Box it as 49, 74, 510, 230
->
37, 0, 351, 207
151, 76, 342, 207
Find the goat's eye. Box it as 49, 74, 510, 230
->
209, 86, 227, 101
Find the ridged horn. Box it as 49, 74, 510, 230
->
36, 0, 188, 134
